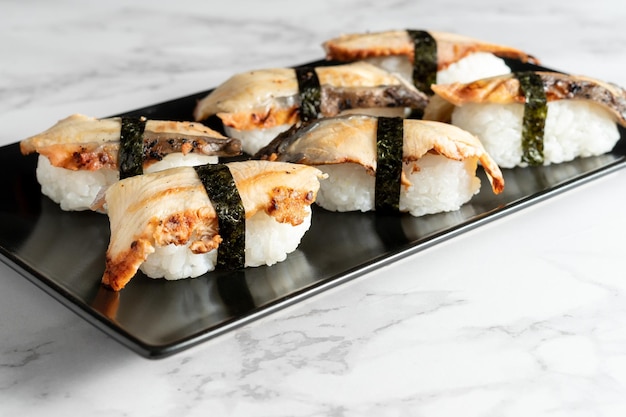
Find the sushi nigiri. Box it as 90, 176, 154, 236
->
20, 114, 241, 211
255, 114, 504, 217
323, 29, 540, 91
192, 61, 429, 155
101, 160, 325, 291
424, 71, 626, 168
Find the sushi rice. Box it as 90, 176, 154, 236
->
315, 153, 481, 217
36, 153, 218, 211
224, 124, 291, 156
436, 52, 512, 84
451, 99, 621, 168
366, 52, 513, 86
140, 206, 313, 280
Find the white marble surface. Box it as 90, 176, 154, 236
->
3, 0, 626, 415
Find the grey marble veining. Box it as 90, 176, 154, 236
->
2, 0, 626, 415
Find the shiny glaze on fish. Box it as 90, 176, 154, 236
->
102, 160, 324, 291
323, 29, 540, 70
20, 114, 241, 171
427, 71, 626, 126
256, 114, 504, 194
192, 61, 429, 130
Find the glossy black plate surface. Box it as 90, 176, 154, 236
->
2, 60, 625, 358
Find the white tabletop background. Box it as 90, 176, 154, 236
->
3, 0, 626, 415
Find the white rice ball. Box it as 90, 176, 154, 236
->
365, 52, 512, 87
315, 163, 375, 213
436, 52, 512, 84
140, 243, 217, 280
36, 155, 118, 211
36, 153, 219, 211
245, 206, 312, 267
315, 154, 481, 217
451, 100, 621, 168
224, 124, 292, 156
399, 154, 481, 217
139, 207, 313, 280
365, 55, 414, 82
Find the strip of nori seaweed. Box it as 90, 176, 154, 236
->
517, 71, 547, 165
375, 117, 404, 213
295, 67, 322, 123
194, 164, 246, 270
407, 30, 437, 96
118, 116, 147, 179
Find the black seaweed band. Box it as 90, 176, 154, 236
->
407, 30, 437, 96
295, 66, 322, 123
517, 71, 547, 166
194, 164, 246, 270
118, 116, 147, 179
375, 117, 404, 213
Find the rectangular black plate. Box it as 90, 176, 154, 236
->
2, 60, 626, 358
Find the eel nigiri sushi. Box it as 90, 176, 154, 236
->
255, 114, 504, 217
101, 160, 325, 291
192, 61, 429, 155
424, 71, 626, 168
323, 29, 540, 91
19, 114, 241, 211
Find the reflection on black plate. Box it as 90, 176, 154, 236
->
1, 60, 625, 358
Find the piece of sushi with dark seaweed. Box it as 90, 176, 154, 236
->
100, 160, 325, 291
322, 29, 540, 90
424, 71, 626, 168
255, 114, 504, 217
19, 114, 242, 211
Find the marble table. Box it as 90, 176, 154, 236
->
2, 0, 626, 415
